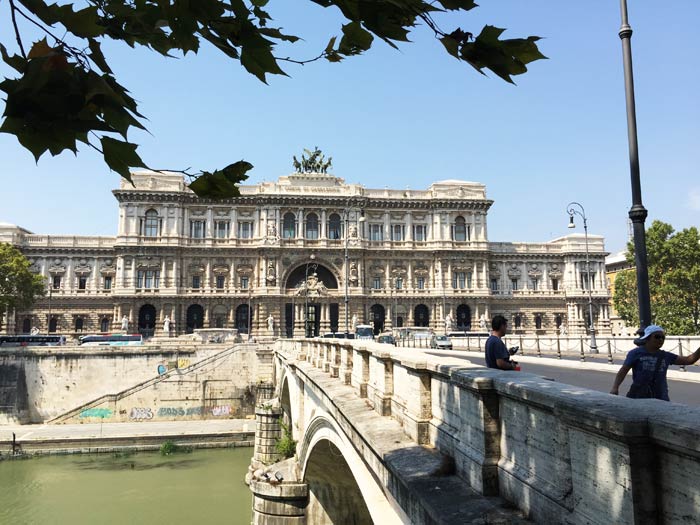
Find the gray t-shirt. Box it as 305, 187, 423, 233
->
623, 347, 677, 401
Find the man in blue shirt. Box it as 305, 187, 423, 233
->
610, 324, 700, 401
485, 315, 517, 370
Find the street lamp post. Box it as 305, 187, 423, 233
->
618, 0, 652, 329
567, 202, 598, 353
343, 208, 364, 337
305, 254, 317, 338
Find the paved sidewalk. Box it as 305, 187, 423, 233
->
434, 349, 700, 383
0, 419, 253, 442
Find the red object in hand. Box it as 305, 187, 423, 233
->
514, 365, 521, 371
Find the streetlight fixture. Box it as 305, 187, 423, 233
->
305, 254, 317, 338
343, 208, 364, 337
567, 202, 598, 353
618, 0, 651, 329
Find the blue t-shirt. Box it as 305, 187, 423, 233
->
623, 347, 678, 401
485, 335, 510, 369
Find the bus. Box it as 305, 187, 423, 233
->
354, 324, 374, 340
79, 334, 143, 346
0, 335, 67, 347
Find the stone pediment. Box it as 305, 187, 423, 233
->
527, 263, 543, 279
137, 257, 160, 270
548, 263, 563, 278
507, 263, 522, 278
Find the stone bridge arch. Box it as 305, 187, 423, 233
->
298, 414, 406, 525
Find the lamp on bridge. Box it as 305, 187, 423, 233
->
567, 201, 598, 354
305, 254, 317, 338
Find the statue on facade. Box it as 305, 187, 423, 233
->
349, 223, 358, 238
292, 147, 333, 174
30, 326, 40, 335
296, 272, 327, 297
266, 261, 276, 284
267, 222, 277, 237
444, 313, 453, 332
351, 314, 358, 331
163, 316, 171, 335
121, 315, 129, 332
479, 315, 487, 331
560, 324, 568, 336
349, 261, 359, 285
267, 315, 275, 334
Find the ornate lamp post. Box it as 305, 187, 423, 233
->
305, 254, 317, 338
618, 0, 651, 329
567, 202, 598, 353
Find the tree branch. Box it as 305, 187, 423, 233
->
9, 0, 27, 57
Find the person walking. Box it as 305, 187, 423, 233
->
485, 315, 518, 371
610, 324, 700, 401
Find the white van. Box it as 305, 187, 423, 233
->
355, 324, 374, 340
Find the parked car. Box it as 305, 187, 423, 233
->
377, 334, 397, 346
431, 335, 453, 350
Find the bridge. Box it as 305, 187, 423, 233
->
249, 338, 700, 524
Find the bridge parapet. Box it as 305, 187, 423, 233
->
276, 338, 700, 524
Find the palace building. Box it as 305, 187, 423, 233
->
0, 169, 611, 339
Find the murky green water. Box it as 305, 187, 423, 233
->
0, 448, 253, 525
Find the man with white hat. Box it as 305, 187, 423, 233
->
610, 324, 700, 401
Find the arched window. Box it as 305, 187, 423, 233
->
414, 305, 430, 327
22, 318, 31, 333
75, 317, 84, 332
327, 213, 342, 240
555, 315, 563, 328
514, 314, 522, 329
453, 216, 467, 242
535, 314, 542, 329
305, 213, 319, 239
143, 209, 159, 237
48, 317, 58, 333
100, 318, 110, 332
282, 212, 296, 239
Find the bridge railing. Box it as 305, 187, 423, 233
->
276, 337, 700, 525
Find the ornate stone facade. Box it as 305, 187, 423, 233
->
0, 171, 611, 338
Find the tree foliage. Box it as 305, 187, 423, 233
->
613, 221, 700, 335
1, 1, 545, 198
0, 242, 46, 319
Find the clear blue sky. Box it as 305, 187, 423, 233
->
1, 1, 698, 254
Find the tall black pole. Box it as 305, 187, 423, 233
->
619, 0, 652, 329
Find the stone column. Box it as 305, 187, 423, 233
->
254, 404, 282, 465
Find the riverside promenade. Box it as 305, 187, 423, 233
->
0, 419, 254, 456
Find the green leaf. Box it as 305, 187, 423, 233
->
0, 44, 26, 73
339, 22, 374, 55
436, 0, 479, 11
88, 39, 113, 74
100, 137, 145, 182
188, 161, 253, 199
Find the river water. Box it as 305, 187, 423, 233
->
0, 448, 253, 525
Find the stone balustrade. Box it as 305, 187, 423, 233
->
277, 338, 700, 524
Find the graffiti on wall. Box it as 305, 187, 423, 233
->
211, 405, 232, 417
78, 408, 113, 419
129, 407, 154, 420
156, 358, 191, 375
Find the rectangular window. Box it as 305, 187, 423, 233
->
531, 278, 539, 290
238, 221, 252, 239
490, 278, 499, 292
551, 278, 559, 291
190, 220, 205, 239
192, 275, 201, 289
413, 224, 426, 242
452, 272, 466, 289
138, 270, 160, 289
78, 276, 87, 290
369, 224, 383, 241
467, 272, 472, 289
216, 275, 225, 289
53, 275, 61, 289
215, 221, 229, 239
395, 277, 403, 290
391, 224, 404, 241
511, 278, 518, 291
103, 276, 112, 290
372, 277, 381, 289
240, 276, 249, 289
417, 277, 425, 290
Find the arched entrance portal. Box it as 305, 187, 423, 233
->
305, 438, 373, 524
456, 304, 471, 331
186, 304, 204, 333
370, 304, 385, 335
414, 304, 430, 327
138, 304, 156, 337
236, 304, 252, 334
